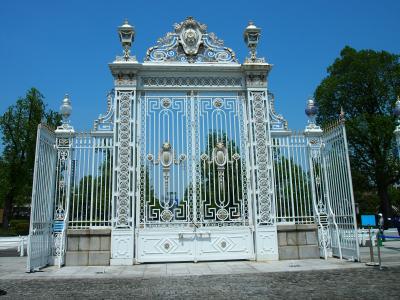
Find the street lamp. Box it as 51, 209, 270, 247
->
118, 19, 135, 61
243, 21, 261, 62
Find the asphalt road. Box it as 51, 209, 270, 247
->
0, 266, 399, 299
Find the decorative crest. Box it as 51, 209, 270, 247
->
145, 17, 237, 63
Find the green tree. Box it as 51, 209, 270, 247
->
314, 46, 400, 224
0, 88, 61, 228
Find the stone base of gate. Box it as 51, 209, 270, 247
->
65, 229, 111, 266
277, 224, 319, 260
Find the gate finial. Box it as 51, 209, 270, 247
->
339, 106, 345, 124
56, 94, 74, 133
304, 97, 322, 134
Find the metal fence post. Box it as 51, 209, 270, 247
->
54, 94, 75, 267
304, 98, 330, 259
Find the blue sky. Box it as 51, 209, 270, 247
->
0, 0, 399, 132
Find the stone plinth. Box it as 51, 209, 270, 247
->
65, 229, 111, 266
277, 224, 319, 260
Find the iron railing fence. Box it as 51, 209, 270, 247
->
272, 132, 314, 225
54, 132, 114, 229
322, 122, 359, 260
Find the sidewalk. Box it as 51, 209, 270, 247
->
0, 240, 398, 280
0, 256, 367, 280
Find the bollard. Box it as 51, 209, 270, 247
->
366, 228, 379, 266
18, 236, 23, 257
20, 237, 25, 257
377, 233, 382, 270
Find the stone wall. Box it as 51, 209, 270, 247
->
65, 229, 111, 266
277, 224, 320, 260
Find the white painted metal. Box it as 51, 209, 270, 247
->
27, 124, 57, 272
136, 92, 254, 262
27, 17, 361, 267
68, 133, 113, 228
322, 122, 359, 261
272, 133, 314, 224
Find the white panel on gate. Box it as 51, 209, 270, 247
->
137, 230, 195, 262
255, 227, 279, 260
196, 227, 254, 261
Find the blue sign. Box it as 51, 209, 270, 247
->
53, 220, 64, 233
361, 215, 376, 227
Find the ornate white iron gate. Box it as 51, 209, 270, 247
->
136, 92, 254, 262
27, 17, 361, 267
322, 123, 359, 260
27, 124, 57, 272
272, 119, 359, 261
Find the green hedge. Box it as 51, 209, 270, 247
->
9, 219, 30, 235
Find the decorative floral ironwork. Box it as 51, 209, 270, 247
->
145, 17, 237, 63
161, 97, 171, 108
213, 98, 223, 108
116, 92, 133, 227
251, 92, 274, 225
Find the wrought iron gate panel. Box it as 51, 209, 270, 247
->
139, 93, 193, 227
307, 135, 333, 259
196, 94, 249, 226
272, 133, 314, 224
27, 124, 57, 272
322, 123, 359, 260
137, 91, 253, 262
68, 134, 114, 228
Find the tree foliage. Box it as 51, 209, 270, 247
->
0, 88, 61, 228
314, 46, 400, 222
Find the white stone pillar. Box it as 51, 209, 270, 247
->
243, 63, 278, 260
109, 63, 139, 265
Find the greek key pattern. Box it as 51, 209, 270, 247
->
251, 92, 274, 225
116, 92, 132, 227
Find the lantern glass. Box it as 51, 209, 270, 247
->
248, 33, 258, 43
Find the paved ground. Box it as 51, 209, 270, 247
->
0, 240, 398, 299
0, 266, 399, 299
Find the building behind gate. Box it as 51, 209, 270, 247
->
27, 17, 359, 271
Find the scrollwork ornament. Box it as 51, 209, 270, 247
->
251, 92, 274, 225
145, 17, 237, 63
116, 92, 133, 227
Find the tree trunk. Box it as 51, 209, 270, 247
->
2, 192, 13, 229
377, 184, 392, 229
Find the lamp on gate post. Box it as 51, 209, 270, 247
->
393, 96, 400, 155
244, 21, 261, 62
118, 19, 135, 61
